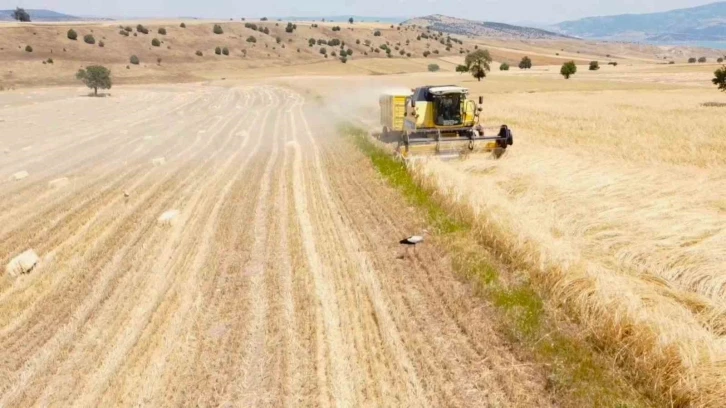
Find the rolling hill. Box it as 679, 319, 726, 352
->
552, 1, 726, 41
403, 14, 570, 40
0, 9, 82, 22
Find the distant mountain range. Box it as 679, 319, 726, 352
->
0, 9, 82, 22
551, 1, 726, 41
403, 15, 569, 40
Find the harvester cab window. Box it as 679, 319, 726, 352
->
434, 94, 463, 126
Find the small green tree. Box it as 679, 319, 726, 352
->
213, 24, 223, 34
84, 34, 95, 44
196, 50, 203, 56
180, 22, 186, 28
518, 56, 532, 69
215, 46, 222, 55
76, 65, 112, 96
13, 7, 31, 22
373, 30, 381, 36
561, 61, 577, 79
158, 27, 167, 35
456, 64, 468, 73
428, 64, 440, 72
130, 55, 140, 65
713, 65, 726, 92
500, 63, 509, 71
152, 38, 161, 47
119, 29, 129, 37
246, 36, 257, 43
688, 57, 697, 63
698, 57, 707, 63
718, 57, 724, 63
320, 47, 327, 55
137, 24, 149, 34
589, 61, 600, 70
465, 49, 492, 81
222, 47, 229, 55
25, 45, 33, 52
67, 29, 78, 40
349, 17, 354, 24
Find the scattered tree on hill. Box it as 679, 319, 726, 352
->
320, 47, 327, 55
465, 49, 492, 81
589, 61, 600, 70
713, 65, 726, 92
180, 22, 186, 28
157, 57, 162, 65
561, 61, 577, 79
137, 24, 149, 34
25, 45, 33, 52
98, 41, 105, 47
718, 57, 724, 63
196, 50, 203, 56
423, 50, 431, 57
84, 34, 96, 44
340, 56, 347, 63
222, 47, 229, 55
688, 57, 697, 63
215, 46, 222, 55
285, 23, 294, 33
119, 30, 129, 37
124, 26, 133, 32
608, 61, 618, 66
152, 38, 161, 47
76, 65, 112, 96
261, 17, 268, 21
518, 56, 532, 69
346, 49, 353, 56
428, 64, 440, 72
246, 36, 257, 43
47, 58, 54, 64
332, 26, 341, 31
130, 55, 140, 65
698, 57, 707, 63
456, 64, 468, 73
308, 38, 315, 47
13, 7, 31, 22
213, 24, 224, 34
67, 29, 78, 40
262, 27, 270, 35
500, 63, 509, 71
373, 30, 381, 36
158, 27, 167, 35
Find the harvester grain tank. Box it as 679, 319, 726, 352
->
378, 86, 513, 159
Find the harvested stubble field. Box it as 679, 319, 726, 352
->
0, 82, 579, 406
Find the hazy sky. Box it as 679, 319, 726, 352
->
2, 0, 721, 24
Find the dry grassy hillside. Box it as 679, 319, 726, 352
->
2, 18, 723, 88
0, 20, 480, 86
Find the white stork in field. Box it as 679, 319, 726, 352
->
399, 230, 428, 257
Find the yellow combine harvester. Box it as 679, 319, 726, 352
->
378, 86, 513, 159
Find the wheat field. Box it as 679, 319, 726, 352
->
402, 67, 726, 406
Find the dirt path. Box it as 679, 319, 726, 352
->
0, 84, 552, 407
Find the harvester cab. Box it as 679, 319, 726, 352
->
378, 86, 513, 160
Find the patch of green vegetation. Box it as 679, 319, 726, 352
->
342, 123, 654, 408
343, 125, 465, 235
